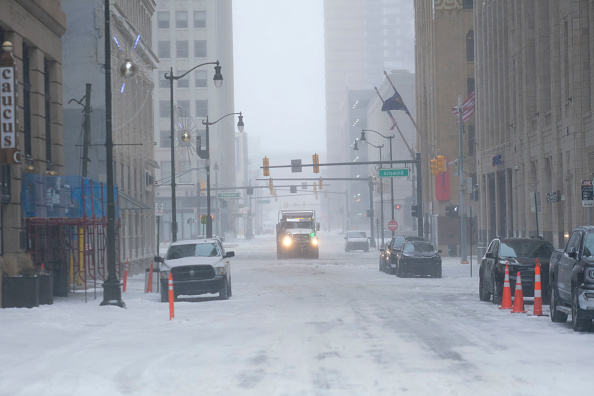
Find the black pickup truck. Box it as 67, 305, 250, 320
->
549, 226, 594, 332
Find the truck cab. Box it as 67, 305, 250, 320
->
276, 210, 320, 259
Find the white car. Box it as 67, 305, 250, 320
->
154, 238, 234, 302
344, 230, 370, 252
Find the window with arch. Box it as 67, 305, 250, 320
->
466, 30, 474, 62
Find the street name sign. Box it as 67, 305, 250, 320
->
218, 192, 241, 198
379, 169, 409, 178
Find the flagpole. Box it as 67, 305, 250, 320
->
383, 71, 423, 139
458, 95, 468, 264
374, 87, 415, 160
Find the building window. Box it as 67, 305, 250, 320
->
194, 10, 206, 28
23, 43, 31, 156
159, 71, 169, 88
466, 30, 474, 62
160, 161, 171, 182
158, 41, 170, 58
179, 161, 192, 183
194, 70, 207, 87
176, 41, 189, 58
44, 58, 52, 162
463, 0, 473, 9
176, 11, 188, 28
178, 100, 190, 115
194, 40, 207, 58
157, 11, 170, 28
195, 100, 208, 117
159, 100, 170, 118
160, 130, 171, 148
177, 70, 189, 88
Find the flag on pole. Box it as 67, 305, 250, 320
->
381, 88, 410, 115
452, 91, 475, 123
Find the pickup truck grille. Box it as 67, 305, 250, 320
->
171, 265, 215, 281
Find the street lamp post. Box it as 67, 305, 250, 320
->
361, 129, 395, 239
201, 113, 244, 238
164, 62, 223, 243
101, 0, 124, 307
354, 140, 384, 247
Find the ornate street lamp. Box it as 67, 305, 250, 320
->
164, 61, 223, 242
201, 112, 244, 238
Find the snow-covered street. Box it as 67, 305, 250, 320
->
0, 232, 591, 395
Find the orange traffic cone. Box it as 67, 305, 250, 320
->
531, 258, 545, 316
499, 262, 513, 309
511, 271, 527, 313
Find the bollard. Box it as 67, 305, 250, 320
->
123, 258, 129, 292
147, 261, 154, 293
168, 273, 174, 320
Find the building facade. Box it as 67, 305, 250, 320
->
413, 0, 476, 255
475, 0, 594, 249
0, 3, 66, 256
324, 0, 415, 233
62, 0, 158, 272
152, 0, 236, 242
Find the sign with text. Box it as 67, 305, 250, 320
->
218, 192, 241, 198
379, 168, 409, 178
582, 179, 593, 207
0, 64, 16, 149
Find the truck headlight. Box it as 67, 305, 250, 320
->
159, 269, 170, 280
311, 237, 319, 246
283, 236, 292, 247
214, 266, 227, 276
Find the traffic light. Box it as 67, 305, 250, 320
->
437, 155, 446, 173
200, 179, 206, 190
411, 205, 418, 217
262, 156, 270, 176
430, 158, 438, 175
395, 204, 401, 210
269, 178, 274, 194
312, 153, 320, 173
318, 178, 323, 190
313, 181, 318, 199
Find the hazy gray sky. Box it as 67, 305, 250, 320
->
233, 1, 326, 159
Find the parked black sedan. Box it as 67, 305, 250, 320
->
395, 240, 442, 278
379, 236, 406, 274
478, 237, 554, 304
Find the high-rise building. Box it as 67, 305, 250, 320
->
152, 0, 235, 241
324, 0, 415, 231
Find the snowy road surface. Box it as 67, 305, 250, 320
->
0, 232, 591, 395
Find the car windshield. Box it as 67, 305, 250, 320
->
348, 231, 367, 238
392, 237, 405, 248
403, 241, 436, 253
284, 221, 312, 229
498, 240, 553, 259
167, 243, 220, 259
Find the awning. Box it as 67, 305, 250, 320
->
118, 192, 150, 211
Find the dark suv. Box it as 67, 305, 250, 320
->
478, 237, 554, 304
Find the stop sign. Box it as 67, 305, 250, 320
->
388, 220, 398, 231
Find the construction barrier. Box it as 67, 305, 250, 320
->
531, 258, 545, 316
168, 273, 174, 320
511, 271, 527, 313
499, 262, 513, 309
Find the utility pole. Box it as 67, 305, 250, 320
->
82, 84, 92, 178
458, 95, 468, 263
